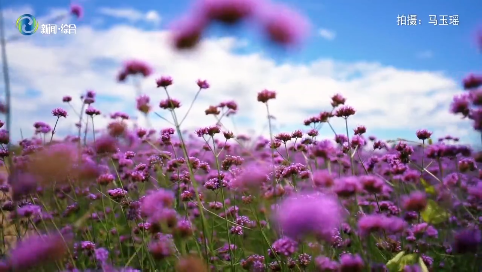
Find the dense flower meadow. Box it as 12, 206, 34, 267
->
1, 1, 482, 272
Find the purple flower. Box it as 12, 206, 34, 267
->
108, 188, 128, 200
358, 214, 407, 237
94, 247, 109, 263
156, 76, 173, 88
94, 136, 118, 154
402, 191, 427, 212
312, 169, 335, 188
453, 228, 481, 253
160, 98, 181, 109
334, 106, 356, 118
140, 189, 175, 223
17, 205, 41, 217
70, 4, 83, 19
149, 234, 174, 260
463, 73, 482, 90
333, 176, 361, 198
121, 59, 153, 78
339, 254, 364, 272
449, 93, 470, 117
359, 175, 384, 194
62, 96, 72, 102
231, 164, 269, 190
52, 108, 67, 118
196, 79, 210, 89
170, 15, 208, 50
257, 89, 277, 103
271, 237, 298, 256
273, 192, 345, 241
315, 256, 339, 271
255, 2, 309, 48
197, 0, 258, 24
416, 129, 432, 140
7, 233, 71, 270
136, 95, 151, 114
85, 107, 101, 116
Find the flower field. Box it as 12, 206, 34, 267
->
0, 1, 481, 271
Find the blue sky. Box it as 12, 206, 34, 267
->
26, 0, 480, 76
4, 0, 482, 145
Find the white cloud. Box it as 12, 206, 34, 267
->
97, 7, 161, 26
417, 50, 434, 59
0, 6, 475, 145
318, 28, 336, 40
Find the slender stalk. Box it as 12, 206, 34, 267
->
50, 117, 60, 142
265, 103, 277, 187
344, 118, 355, 175
162, 86, 213, 265
78, 102, 86, 147
91, 116, 96, 143
83, 114, 89, 146
179, 88, 201, 126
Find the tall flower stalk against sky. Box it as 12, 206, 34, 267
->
180, 79, 210, 126
156, 76, 213, 265
118, 60, 153, 128
85, 107, 100, 143
257, 89, 277, 184
51, 108, 68, 142
334, 105, 356, 175
416, 129, 433, 174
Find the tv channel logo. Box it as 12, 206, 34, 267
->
16, 14, 39, 35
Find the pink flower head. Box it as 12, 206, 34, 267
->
197, 0, 258, 25
358, 214, 407, 237
170, 15, 208, 50
156, 76, 173, 88
85, 107, 101, 116
311, 169, 335, 188
196, 79, 210, 89
122, 60, 153, 78
339, 254, 364, 272
257, 89, 276, 103
402, 191, 427, 212
94, 136, 118, 155
160, 98, 181, 110
334, 105, 356, 118
231, 163, 270, 190
462, 73, 482, 90
333, 176, 362, 198
140, 189, 176, 223
70, 3, 83, 19
255, 2, 309, 48
273, 192, 345, 241
331, 93, 346, 107
136, 95, 151, 114
52, 108, 67, 118
8, 233, 71, 270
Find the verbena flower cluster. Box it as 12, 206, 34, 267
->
0, 1, 481, 272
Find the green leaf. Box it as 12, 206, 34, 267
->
418, 257, 429, 272
421, 199, 449, 225
386, 251, 405, 272
399, 254, 418, 270
428, 138, 433, 145
420, 178, 436, 195
386, 252, 419, 272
